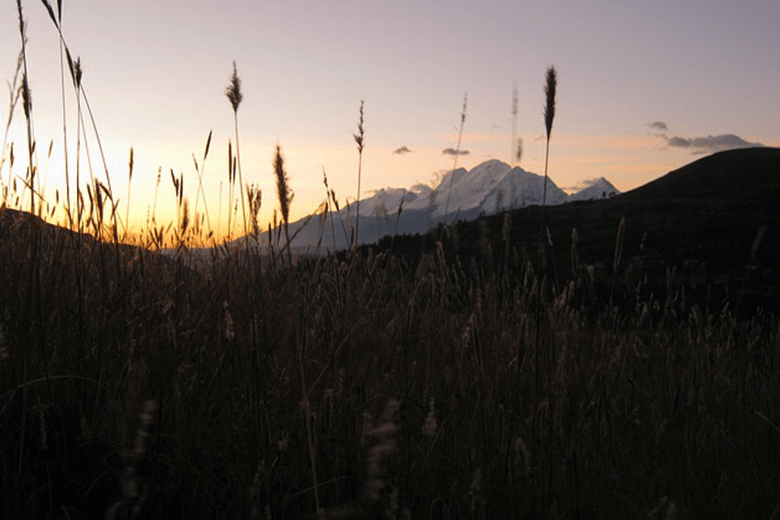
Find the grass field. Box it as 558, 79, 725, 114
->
2, 3, 780, 518
2, 198, 780, 519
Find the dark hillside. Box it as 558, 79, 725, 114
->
380, 148, 780, 313
618, 147, 780, 202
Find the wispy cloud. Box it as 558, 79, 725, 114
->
442, 148, 470, 156
649, 121, 668, 131
664, 133, 764, 154
393, 146, 412, 155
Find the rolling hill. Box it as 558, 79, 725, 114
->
380, 147, 780, 313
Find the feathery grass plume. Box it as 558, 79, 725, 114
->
246, 183, 262, 237
225, 61, 247, 237
226, 61, 243, 112
443, 93, 467, 220
179, 198, 190, 237
544, 67, 557, 140
353, 100, 365, 249
274, 144, 293, 266
542, 66, 557, 207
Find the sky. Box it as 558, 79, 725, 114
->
1, 0, 778, 243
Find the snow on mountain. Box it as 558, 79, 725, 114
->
233, 159, 619, 251
374, 159, 569, 218
479, 164, 569, 213
568, 177, 619, 201
355, 186, 428, 217
433, 160, 512, 217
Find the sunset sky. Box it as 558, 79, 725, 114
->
1, 0, 778, 242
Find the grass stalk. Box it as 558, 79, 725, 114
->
124, 148, 133, 241
0, 50, 23, 187
511, 83, 518, 165
226, 62, 247, 238
226, 140, 235, 240
16, 0, 36, 216
274, 144, 292, 267
443, 93, 467, 220
192, 130, 213, 238
533, 66, 557, 475
353, 100, 365, 250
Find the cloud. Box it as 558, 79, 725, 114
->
649, 121, 668, 131
664, 133, 764, 154
442, 148, 470, 156
392, 146, 412, 155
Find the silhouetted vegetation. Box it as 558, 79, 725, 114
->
2, 4, 780, 518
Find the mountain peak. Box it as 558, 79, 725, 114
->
569, 177, 620, 201
237, 158, 620, 251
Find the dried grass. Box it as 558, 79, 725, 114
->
1, 11, 779, 520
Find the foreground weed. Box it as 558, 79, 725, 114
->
226, 61, 247, 237
353, 100, 365, 249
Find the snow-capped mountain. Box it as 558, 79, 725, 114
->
236, 160, 619, 252
568, 177, 619, 201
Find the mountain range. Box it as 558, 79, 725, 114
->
237, 159, 619, 251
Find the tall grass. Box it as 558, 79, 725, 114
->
534, 66, 557, 465
1, 8, 779, 520
15, 0, 36, 215
2, 201, 778, 519
353, 100, 365, 249
226, 61, 248, 238
443, 93, 468, 220
274, 144, 293, 267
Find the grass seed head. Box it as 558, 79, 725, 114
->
226, 61, 243, 113
20, 74, 32, 120
544, 66, 557, 139
353, 100, 365, 153
274, 145, 291, 224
